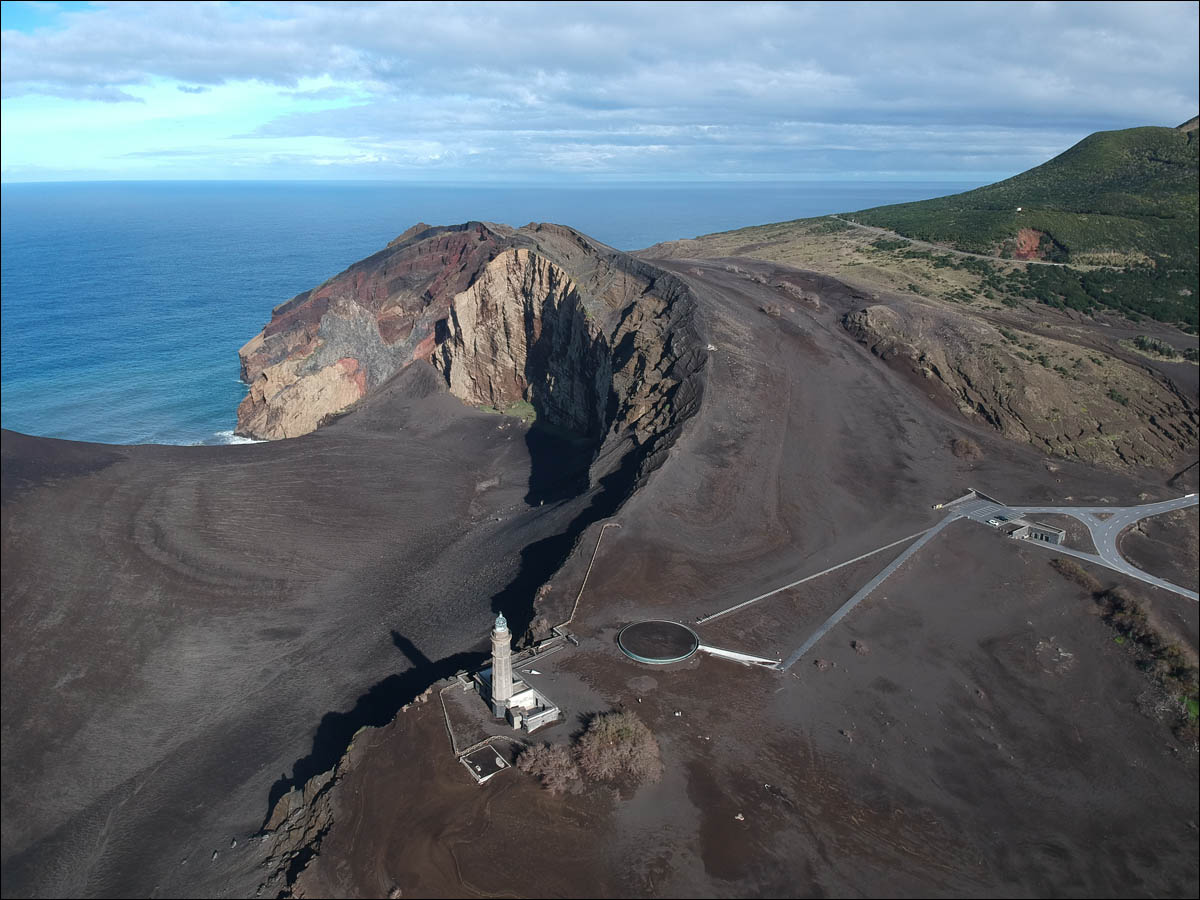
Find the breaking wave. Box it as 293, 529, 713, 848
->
213, 430, 263, 445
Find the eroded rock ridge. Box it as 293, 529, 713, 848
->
237, 223, 705, 473
844, 303, 1198, 469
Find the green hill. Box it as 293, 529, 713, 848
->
850, 123, 1199, 328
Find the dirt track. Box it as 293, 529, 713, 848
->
3, 257, 1197, 898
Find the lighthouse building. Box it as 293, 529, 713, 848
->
475, 612, 561, 732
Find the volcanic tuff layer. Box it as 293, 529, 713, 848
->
237, 222, 704, 462
842, 303, 1199, 469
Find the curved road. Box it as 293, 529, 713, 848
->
1007, 495, 1199, 601
829, 216, 1113, 270
775, 492, 1197, 670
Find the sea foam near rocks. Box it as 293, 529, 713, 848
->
212, 430, 263, 445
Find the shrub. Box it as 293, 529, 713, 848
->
518, 710, 664, 793
1049, 558, 1102, 593
1094, 586, 1199, 743
950, 437, 983, 459
516, 743, 581, 794
575, 711, 663, 784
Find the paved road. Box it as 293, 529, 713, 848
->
829, 216, 1112, 270
960, 494, 1198, 602
696, 527, 932, 624
774, 492, 1197, 670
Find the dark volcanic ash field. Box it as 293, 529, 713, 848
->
2, 235, 1198, 898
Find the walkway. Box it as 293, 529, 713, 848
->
777, 514, 958, 671
830, 216, 1112, 270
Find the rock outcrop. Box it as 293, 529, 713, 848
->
843, 303, 1198, 470
432, 241, 701, 454
237, 222, 705, 476
238, 222, 512, 440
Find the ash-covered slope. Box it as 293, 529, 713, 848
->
253, 257, 1198, 900
1, 227, 708, 899
238, 222, 704, 465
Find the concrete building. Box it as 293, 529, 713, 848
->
1026, 521, 1065, 544
475, 612, 561, 732
999, 518, 1065, 545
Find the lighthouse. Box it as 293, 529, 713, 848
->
472, 611, 562, 732
490, 612, 514, 716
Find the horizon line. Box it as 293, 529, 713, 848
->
1, 174, 1001, 188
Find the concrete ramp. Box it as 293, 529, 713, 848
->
697, 644, 781, 667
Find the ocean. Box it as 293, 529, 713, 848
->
1, 180, 978, 445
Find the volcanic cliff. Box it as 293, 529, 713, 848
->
842, 303, 1199, 470
237, 223, 704, 476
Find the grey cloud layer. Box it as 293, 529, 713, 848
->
3, 1, 1197, 176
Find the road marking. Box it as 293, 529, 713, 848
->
1002, 495, 1198, 602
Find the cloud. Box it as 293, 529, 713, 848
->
2, 1, 1197, 179
279, 85, 358, 101
177, 84, 209, 94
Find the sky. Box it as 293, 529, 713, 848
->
1, 1, 1197, 183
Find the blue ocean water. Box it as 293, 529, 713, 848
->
1, 180, 978, 445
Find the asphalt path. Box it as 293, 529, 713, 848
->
695, 527, 932, 624
776, 513, 957, 671
1008, 495, 1199, 601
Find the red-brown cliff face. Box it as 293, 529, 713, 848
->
236, 223, 706, 462
237, 222, 513, 440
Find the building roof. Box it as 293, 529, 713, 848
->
1026, 520, 1065, 535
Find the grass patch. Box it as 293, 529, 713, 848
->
1121, 334, 1200, 363
809, 217, 853, 234
480, 398, 538, 423
848, 125, 1199, 328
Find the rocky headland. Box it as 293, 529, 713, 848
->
237, 222, 704, 471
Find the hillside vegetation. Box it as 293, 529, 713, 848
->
849, 123, 1199, 328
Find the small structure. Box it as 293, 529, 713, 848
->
1000, 518, 1064, 545
460, 745, 508, 784
617, 620, 700, 665
1001, 521, 1029, 539
475, 613, 561, 732
1025, 520, 1065, 544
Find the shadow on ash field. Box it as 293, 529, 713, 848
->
264, 420, 649, 825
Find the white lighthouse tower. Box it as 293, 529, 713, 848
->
490, 612, 514, 717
